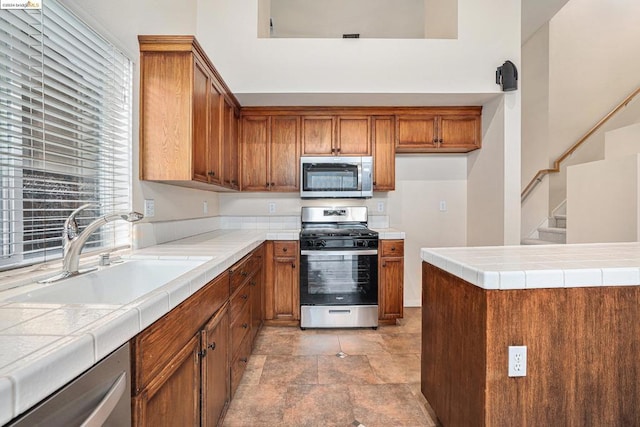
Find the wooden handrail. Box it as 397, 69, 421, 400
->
521, 86, 640, 202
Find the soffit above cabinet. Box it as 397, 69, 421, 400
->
234, 92, 501, 108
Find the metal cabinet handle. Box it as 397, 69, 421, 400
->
250, 280, 256, 286
291, 263, 296, 269
80, 371, 127, 427
241, 271, 248, 277
242, 323, 249, 329
282, 247, 287, 252
208, 171, 215, 176
208, 342, 216, 351
241, 294, 248, 300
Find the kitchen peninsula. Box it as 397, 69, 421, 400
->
421, 243, 640, 426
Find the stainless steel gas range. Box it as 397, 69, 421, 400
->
299, 206, 379, 329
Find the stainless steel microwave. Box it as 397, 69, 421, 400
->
300, 156, 373, 198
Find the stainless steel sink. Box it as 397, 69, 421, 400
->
6, 258, 209, 305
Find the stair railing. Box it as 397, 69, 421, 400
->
521, 86, 640, 202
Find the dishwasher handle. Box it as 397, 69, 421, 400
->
80, 371, 127, 427
301, 249, 378, 256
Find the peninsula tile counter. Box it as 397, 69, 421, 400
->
420, 242, 640, 427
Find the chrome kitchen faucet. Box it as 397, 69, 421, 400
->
39, 204, 143, 283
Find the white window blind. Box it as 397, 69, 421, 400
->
0, 0, 132, 271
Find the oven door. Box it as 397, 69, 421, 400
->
300, 249, 378, 305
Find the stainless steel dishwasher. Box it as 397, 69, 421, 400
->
8, 343, 131, 426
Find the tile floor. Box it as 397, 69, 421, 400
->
223, 308, 438, 427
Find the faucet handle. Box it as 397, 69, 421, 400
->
64, 204, 98, 239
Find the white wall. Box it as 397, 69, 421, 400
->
467, 94, 521, 246
521, 24, 551, 239
219, 156, 469, 307
60, 0, 222, 223
196, 0, 519, 99
567, 155, 640, 243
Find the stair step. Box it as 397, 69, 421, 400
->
521, 238, 558, 245
537, 226, 567, 244
553, 214, 567, 229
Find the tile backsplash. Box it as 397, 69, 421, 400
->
133, 214, 390, 249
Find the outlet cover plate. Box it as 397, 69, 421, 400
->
508, 345, 527, 377
144, 199, 155, 218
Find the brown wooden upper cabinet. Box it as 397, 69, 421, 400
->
372, 116, 395, 191
222, 99, 240, 190
240, 115, 300, 192
395, 108, 481, 153
301, 115, 371, 156
138, 35, 241, 191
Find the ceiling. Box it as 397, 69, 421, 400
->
522, 0, 570, 42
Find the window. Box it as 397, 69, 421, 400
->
0, 0, 132, 271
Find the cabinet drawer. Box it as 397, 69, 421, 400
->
273, 241, 297, 257
230, 250, 262, 295
380, 240, 404, 257
230, 303, 251, 357
230, 333, 252, 398
229, 283, 250, 323
131, 272, 229, 392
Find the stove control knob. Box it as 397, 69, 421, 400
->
318, 240, 326, 248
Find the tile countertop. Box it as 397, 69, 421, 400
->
421, 242, 640, 290
0, 227, 404, 425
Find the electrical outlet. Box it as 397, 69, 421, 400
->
377, 201, 384, 212
439, 200, 447, 212
143, 199, 155, 218
268, 202, 276, 214
508, 345, 527, 377
203, 200, 208, 214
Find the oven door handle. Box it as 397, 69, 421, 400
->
300, 249, 378, 256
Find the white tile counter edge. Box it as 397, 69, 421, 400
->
421, 242, 640, 290
0, 227, 405, 424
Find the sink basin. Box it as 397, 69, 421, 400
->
7, 258, 209, 305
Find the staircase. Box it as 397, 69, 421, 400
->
522, 213, 566, 245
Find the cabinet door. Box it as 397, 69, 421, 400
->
222, 100, 239, 189
379, 256, 404, 320
240, 116, 270, 191
133, 335, 200, 427
336, 116, 371, 155
439, 114, 481, 152
270, 116, 300, 191
265, 241, 299, 322
301, 116, 334, 155
249, 269, 263, 342
201, 304, 230, 427
372, 116, 395, 191
395, 115, 438, 152
273, 256, 298, 320
207, 82, 223, 185
192, 58, 210, 182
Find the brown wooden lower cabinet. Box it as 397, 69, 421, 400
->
201, 303, 230, 426
379, 240, 404, 324
133, 335, 201, 427
131, 245, 264, 426
422, 262, 640, 427
264, 241, 300, 325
